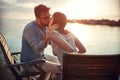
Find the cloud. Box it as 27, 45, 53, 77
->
0, 0, 68, 19
1, 0, 119, 20
16, 3, 37, 8
16, 0, 68, 9
0, 1, 12, 9
0, 0, 17, 4
0, 0, 36, 19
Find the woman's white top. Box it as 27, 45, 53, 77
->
50, 30, 77, 64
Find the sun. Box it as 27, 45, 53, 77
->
60, 0, 98, 19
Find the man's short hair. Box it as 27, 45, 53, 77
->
34, 4, 50, 18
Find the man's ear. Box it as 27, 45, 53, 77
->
36, 17, 41, 25
36, 16, 40, 21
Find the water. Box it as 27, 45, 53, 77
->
0, 19, 120, 55
65, 23, 120, 55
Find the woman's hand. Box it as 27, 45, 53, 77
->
48, 17, 59, 32
49, 24, 59, 32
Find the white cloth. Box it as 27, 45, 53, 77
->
50, 30, 77, 64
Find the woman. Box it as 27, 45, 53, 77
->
48, 12, 86, 64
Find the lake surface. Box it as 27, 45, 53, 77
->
0, 19, 120, 55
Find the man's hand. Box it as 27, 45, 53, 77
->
43, 34, 49, 46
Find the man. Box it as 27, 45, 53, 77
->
21, 4, 61, 80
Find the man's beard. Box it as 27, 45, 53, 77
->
41, 22, 48, 27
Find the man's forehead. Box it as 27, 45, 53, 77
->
41, 12, 50, 17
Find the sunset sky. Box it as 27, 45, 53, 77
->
0, 0, 120, 20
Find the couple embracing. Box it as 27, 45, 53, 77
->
21, 4, 86, 80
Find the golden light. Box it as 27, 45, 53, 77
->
66, 23, 91, 42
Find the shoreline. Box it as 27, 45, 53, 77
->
67, 19, 120, 27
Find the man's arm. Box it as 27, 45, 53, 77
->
23, 26, 47, 55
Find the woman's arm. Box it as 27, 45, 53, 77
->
48, 31, 75, 52
74, 36, 86, 53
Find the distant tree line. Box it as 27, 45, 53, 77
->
67, 19, 120, 27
